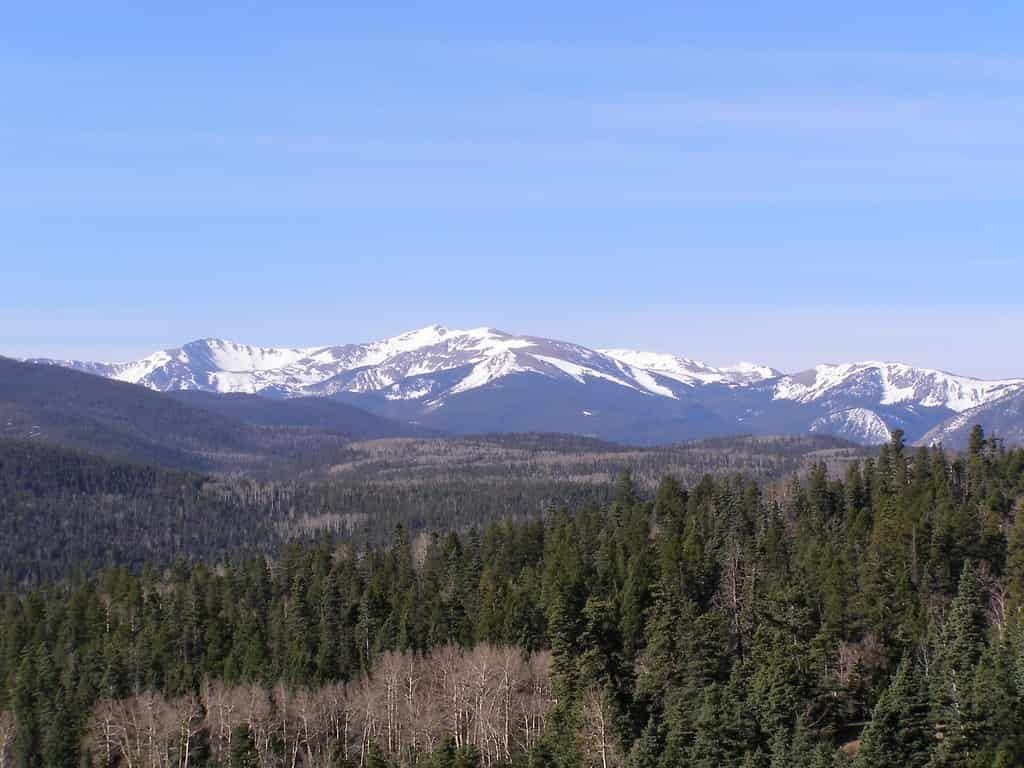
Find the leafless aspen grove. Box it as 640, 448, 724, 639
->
72, 645, 555, 767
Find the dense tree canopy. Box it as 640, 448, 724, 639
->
0, 434, 860, 587
2, 428, 1024, 766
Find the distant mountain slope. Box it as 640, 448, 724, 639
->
919, 389, 1024, 449
772, 361, 1023, 413
28, 326, 1024, 446
333, 371, 737, 446
0, 356, 263, 470
0, 357, 427, 473
167, 391, 435, 439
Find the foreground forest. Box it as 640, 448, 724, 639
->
2, 427, 1024, 766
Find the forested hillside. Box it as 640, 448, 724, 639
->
0, 358, 423, 475
2, 427, 1023, 766
0, 439, 288, 586
167, 391, 435, 440
329, 433, 861, 489
0, 434, 861, 587
0, 356, 262, 471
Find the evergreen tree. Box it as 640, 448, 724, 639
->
929, 562, 989, 767
853, 656, 931, 768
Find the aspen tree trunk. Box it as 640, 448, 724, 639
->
180, 718, 190, 768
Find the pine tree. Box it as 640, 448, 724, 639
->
12, 649, 41, 768
853, 656, 931, 768
929, 562, 989, 767
960, 641, 1023, 766
1006, 502, 1024, 615
229, 724, 259, 767
684, 684, 731, 768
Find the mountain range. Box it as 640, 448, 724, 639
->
27, 325, 1024, 447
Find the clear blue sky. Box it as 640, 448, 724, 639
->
3, 2, 1023, 377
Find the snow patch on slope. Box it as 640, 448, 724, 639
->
532, 355, 640, 391
620, 365, 678, 399
450, 351, 530, 394
810, 408, 892, 445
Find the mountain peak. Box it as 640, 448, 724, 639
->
599, 348, 778, 387
27, 325, 1024, 447
773, 361, 1024, 413
400, 323, 448, 337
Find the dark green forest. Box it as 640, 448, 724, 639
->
2, 427, 1024, 766
0, 433, 859, 587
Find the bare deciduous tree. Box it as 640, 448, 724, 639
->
202, 678, 245, 766
579, 687, 624, 768
0, 711, 15, 768
84, 645, 554, 767
86, 691, 203, 768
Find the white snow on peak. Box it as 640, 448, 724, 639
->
600, 349, 777, 386
105, 351, 174, 383
35, 327, 1024, 426
190, 339, 314, 372
90, 339, 317, 386
724, 361, 779, 380
343, 325, 531, 370
773, 361, 1024, 413
342, 325, 451, 368
377, 324, 451, 353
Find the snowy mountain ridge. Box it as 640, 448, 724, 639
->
27, 325, 1024, 446
598, 349, 779, 387
34, 326, 770, 403
772, 361, 1024, 413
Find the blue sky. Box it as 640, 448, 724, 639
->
3, 2, 1023, 376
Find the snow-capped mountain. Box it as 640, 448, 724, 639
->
51, 339, 319, 394
37, 326, 708, 402
764, 362, 1024, 446
772, 362, 1024, 413
28, 326, 1024, 446
919, 389, 1024, 450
